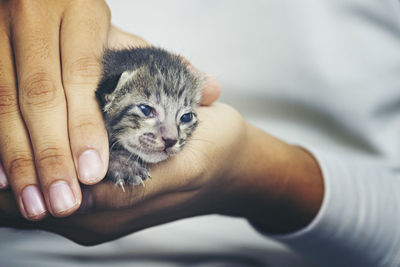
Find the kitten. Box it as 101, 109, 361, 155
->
96, 47, 203, 188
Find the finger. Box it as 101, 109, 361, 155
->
0, 30, 46, 220
61, 1, 110, 184
200, 74, 221, 106
12, 2, 81, 217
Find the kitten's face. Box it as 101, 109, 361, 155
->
104, 66, 202, 163
110, 95, 198, 163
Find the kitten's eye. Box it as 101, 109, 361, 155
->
138, 104, 153, 117
180, 113, 193, 123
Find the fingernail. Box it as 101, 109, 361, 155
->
78, 149, 104, 184
49, 181, 77, 214
21, 185, 46, 219
0, 164, 8, 189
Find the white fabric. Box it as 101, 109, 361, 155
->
273, 149, 400, 266
0, 0, 399, 266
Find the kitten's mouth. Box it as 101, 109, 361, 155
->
132, 142, 176, 155
150, 148, 168, 155
134, 145, 167, 155
152, 148, 178, 157
125, 142, 171, 163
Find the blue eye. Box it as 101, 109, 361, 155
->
138, 104, 153, 117
180, 113, 193, 123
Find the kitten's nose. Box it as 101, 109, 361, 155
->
162, 137, 177, 149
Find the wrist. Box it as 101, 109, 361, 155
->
220, 124, 324, 234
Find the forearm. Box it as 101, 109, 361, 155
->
221, 123, 324, 234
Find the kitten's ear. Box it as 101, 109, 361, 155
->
96, 74, 121, 107
96, 70, 136, 108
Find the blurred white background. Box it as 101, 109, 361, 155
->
2, 0, 398, 266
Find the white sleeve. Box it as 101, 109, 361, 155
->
265, 148, 400, 267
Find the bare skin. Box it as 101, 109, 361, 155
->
0, 0, 111, 219
0, 103, 323, 245
0, 10, 323, 245
0, 0, 220, 221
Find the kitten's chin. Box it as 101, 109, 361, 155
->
141, 151, 169, 163
124, 142, 178, 163
127, 147, 169, 163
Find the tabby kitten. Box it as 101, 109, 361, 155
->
96, 47, 203, 187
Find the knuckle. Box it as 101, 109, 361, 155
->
8, 154, 34, 179
36, 147, 68, 169
0, 59, 18, 116
0, 85, 18, 116
73, 120, 98, 132
65, 56, 101, 85
20, 72, 63, 111
71, 117, 105, 138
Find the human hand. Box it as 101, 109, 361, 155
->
0, 0, 112, 220
0, 22, 322, 244
0, 2, 221, 223
0, 98, 323, 245
0, 101, 322, 245
0, 102, 244, 245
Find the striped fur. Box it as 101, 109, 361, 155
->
96, 47, 203, 186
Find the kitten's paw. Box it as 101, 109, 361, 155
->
107, 150, 149, 187
125, 160, 149, 186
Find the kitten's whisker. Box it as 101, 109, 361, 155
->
125, 151, 135, 164
109, 128, 124, 138
109, 141, 119, 152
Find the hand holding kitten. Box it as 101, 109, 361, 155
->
0, 27, 322, 244
0, 102, 323, 246
0, 26, 320, 242
0, 0, 220, 222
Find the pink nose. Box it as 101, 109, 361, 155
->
162, 138, 177, 149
